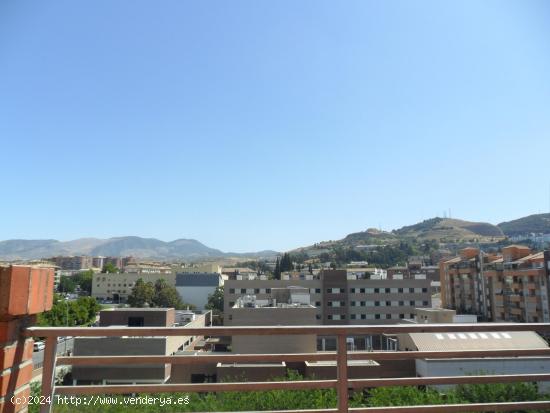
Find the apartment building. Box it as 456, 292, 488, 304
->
124, 262, 173, 274
440, 246, 550, 323
92, 272, 176, 302
180, 263, 222, 274
49, 255, 93, 271
387, 262, 440, 282
224, 269, 432, 325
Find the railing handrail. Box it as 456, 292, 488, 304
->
28, 322, 550, 413
55, 348, 550, 366
24, 322, 550, 337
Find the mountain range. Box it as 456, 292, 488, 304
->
0, 237, 278, 261
1, 213, 549, 261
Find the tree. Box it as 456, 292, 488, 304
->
37, 295, 100, 327
206, 286, 224, 313
73, 270, 94, 295
103, 262, 119, 273
127, 279, 155, 307
273, 257, 281, 280
57, 276, 76, 294
280, 253, 293, 272
152, 279, 185, 309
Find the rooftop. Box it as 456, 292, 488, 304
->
405, 331, 548, 352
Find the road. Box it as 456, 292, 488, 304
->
32, 338, 74, 370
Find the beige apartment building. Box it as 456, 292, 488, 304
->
440, 246, 550, 323
224, 269, 432, 325
92, 272, 176, 301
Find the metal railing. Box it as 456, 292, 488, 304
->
24, 323, 550, 413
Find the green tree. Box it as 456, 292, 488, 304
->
152, 279, 186, 309
57, 276, 76, 294
206, 286, 224, 313
127, 279, 155, 307
37, 295, 100, 327
103, 262, 119, 273
73, 269, 94, 295
273, 256, 281, 280
280, 253, 293, 272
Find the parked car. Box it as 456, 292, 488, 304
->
33, 341, 45, 352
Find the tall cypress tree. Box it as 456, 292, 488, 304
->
274, 257, 281, 280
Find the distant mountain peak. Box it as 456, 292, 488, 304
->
0, 236, 277, 261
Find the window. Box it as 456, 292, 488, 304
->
374, 288, 380, 293
386, 301, 391, 306
399, 301, 404, 306
375, 314, 381, 319
399, 314, 405, 319
386, 314, 391, 319
350, 288, 356, 293
315, 301, 321, 307
409, 288, 414, 293
385, 288, 390, 293
410, 300, 415, 306
316, 314, 321, 320
351, 301, 356, 307
254, 288, 260, 294
423, 301, 429, 306
229, 288, 235, 294
128, 317, 144, 327
374, 301, 380, 306
315, 288, 321, 293
398, 288, 403, 293
360, 288, 365, 293
240, 288, 246, 294
266, 288, 271, 294
229, 301, 235, 307
422, 288, 428, 293
350, 314, 356, 320
361, 314, 367, 319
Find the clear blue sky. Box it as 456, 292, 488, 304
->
1, 1, 549, 252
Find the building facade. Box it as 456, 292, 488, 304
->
224, 269, 432, 325
92, 272, 176, 302
440, 246, 550, 323
175, 272, 223, 310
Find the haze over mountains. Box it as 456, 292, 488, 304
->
1, 214, 549, 261
0, 237, 278, 261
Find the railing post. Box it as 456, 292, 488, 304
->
337, 334, 348, 412
40, 336, 58, 413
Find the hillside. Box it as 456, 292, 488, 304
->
290, 217, 506, 258
0, 237, 277, 261
393, 218, 504, 241
498, 213, 550, 237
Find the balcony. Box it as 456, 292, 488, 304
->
25, 323, 550, 413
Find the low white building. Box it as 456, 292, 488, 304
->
175, 272, 223, 310
398, 331, 550, 393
